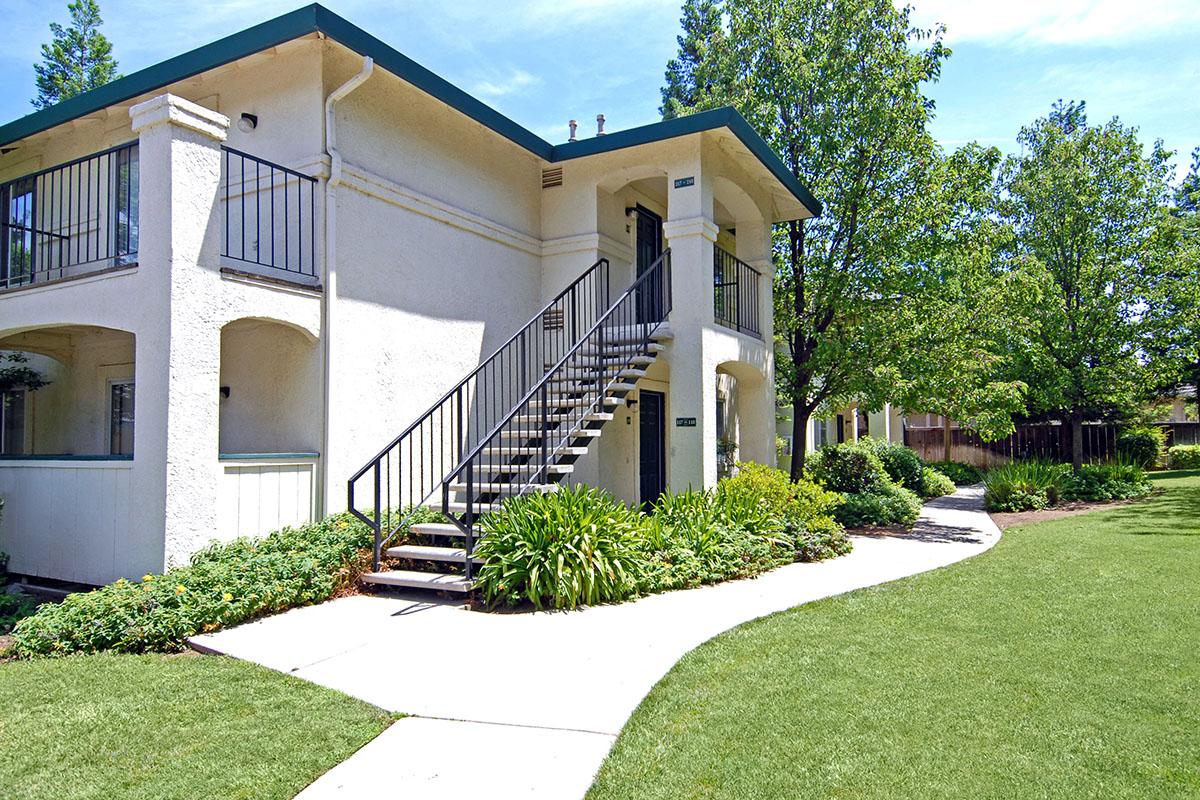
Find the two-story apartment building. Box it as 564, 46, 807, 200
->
0, 5, 819, 590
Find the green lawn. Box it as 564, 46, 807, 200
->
0, 653, 390, 800
589, 470, 1200, 799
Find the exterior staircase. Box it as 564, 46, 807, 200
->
348, 251, 672, 595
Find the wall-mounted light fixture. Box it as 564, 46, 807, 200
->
220, 386, 231, 398
626, 396, 638, 409
237, 113, 258, 133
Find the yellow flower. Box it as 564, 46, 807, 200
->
142, 574, 154, 582
175, 585, 186, 595
222, 592, 233, 602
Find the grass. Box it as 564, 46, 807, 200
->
0, 653, 391, 799
588, 471, 1200, 799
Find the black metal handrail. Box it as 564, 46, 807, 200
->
0, 141, 139, 291
713, 245, 762, 338
221, 146, 317, 278
347, 258, 611, 568
444, 250, 672, 577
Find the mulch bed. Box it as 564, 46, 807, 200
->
989, 495, 1155, 531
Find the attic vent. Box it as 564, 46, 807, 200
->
541, 167, 563, 189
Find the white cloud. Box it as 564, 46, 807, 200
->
470, 68, 541, 99
908, 0, 1200, 46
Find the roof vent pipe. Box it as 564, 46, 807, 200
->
568, 119, 577, 142
596, 114, 606, 136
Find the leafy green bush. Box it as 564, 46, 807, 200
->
1167, 444, 1200, 470
1, 592, 37, 635
1116, 426, 1165, 470
835, 483, 923, 528
473, 486, 644, 610
861, 438, 925, 494
1061, 461, 1152, 502
10, 513, 374, 657
921, 467, 956, 499
811, 442, 891, 494
928, 460, 986, 486
984, 461, 1070, 512
638, 489, 790, 593
716, 463, 848, 560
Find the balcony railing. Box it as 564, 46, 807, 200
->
0, 142, 139, 291
713, 245, 762, 338
221, 146, 318, 282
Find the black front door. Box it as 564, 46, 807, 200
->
634, 206, 664, 323
639, 390, 666, 506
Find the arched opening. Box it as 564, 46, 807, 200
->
716, 358, 772, 473
217, 317, 321, 540
0, 325, 136, 457
218, 317, 320, 454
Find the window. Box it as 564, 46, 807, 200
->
111, 146, 139, 265
779, 435, 793, 456
2, 177, 35, 287
109, 381, 134, 456
1, 389, 25, 455
814, 419, 829, 448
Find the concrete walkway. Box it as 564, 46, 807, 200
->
192, 485, 1000, 799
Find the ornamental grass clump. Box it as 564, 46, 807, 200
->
472, 485, 644, 610
984, 460, 1070, 512
10, 513, 374, 658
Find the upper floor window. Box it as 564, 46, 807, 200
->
0, 389, 25, 455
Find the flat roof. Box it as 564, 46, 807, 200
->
0, 3, 821, 217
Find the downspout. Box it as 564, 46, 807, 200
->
321, 55, 374, 515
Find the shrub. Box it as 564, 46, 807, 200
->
1061, 461, 1152, 503
984, 461, 1071, 512
10, 513, 374, 658
835, 483, 923, 528
638, 489, 790, 593
929, 460, 986, 486
472, 486, 644, 610
921, 467, 956, 499
716, 464, 847, 554
1167, 444, 1200, 470
1116, 426, 1165, 470
861, 438, 925, 494
811, 442, 891, 494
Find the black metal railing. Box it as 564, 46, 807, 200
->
713, 245, 762, 338
0, 142, 139, 291
445, 250, 671, 578
221, 146, 318, 279
347, 258, 612, 568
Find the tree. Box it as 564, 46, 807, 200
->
660, 0, 730, 119
661, 0, 956, 477
888, 144, 1028, 460
33, 0, 120, 110
1141, 149, 1200, 413
997, 103, 1175, 471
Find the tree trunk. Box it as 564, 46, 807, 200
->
943, 417, 952, 463
791, 402, 811, 480
1069, 411, 1084, 473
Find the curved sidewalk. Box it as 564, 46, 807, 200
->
192, 484, 1001, 799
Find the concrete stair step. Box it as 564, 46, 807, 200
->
512, 411, 612, 424
385, 544, 481, 564
445, 501, 503, 514
528, 396, 620, 410
409, 522, 465, 538
480, 445, 589, 457
470, 462, 574, 475
495, 427, 601, 440
361, 569, 473, 592
447, 482, 558, 495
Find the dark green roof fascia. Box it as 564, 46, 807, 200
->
311, 7, 553, 159
0, 4, 324, 149
550, 107, 822, 217
0, 4, 818, 216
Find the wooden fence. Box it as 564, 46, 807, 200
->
904, 422, 1200, 467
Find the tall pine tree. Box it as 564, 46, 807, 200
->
660, 0, 729, 119
33, 0, 120, 110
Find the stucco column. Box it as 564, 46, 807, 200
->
131, 94, 230, 569
663, 205, 719, 490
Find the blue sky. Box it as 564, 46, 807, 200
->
0, 0, 1196, 178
